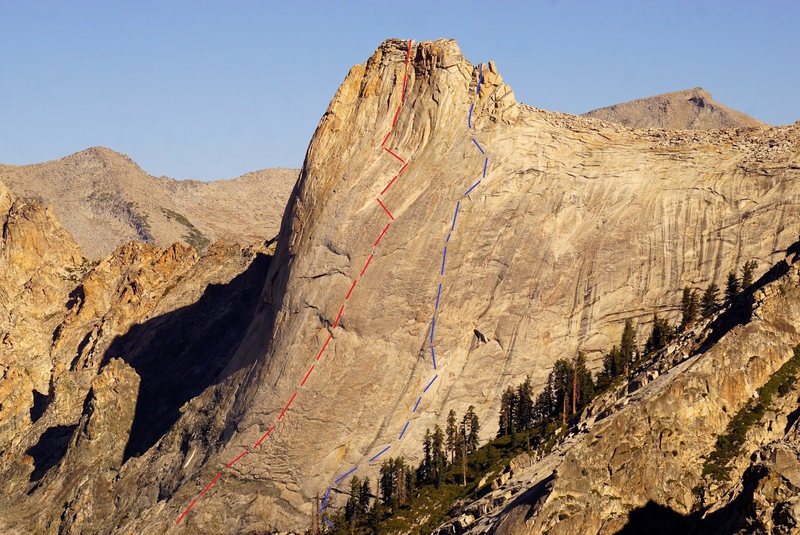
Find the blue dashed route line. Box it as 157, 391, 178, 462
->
321, 62, 488, 527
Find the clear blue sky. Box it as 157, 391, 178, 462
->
1, 1, 797, 180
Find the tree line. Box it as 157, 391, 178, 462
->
322, 407, 482, 533
320, 260, 759, 533
498, 260, 759, 441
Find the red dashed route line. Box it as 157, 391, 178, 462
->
175, 38, 414, 527
376, 198, 394, 220
383, 146, 405, 164
317, 59, 491, 529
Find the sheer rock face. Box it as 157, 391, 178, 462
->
0, 146, 298, 258
583, 87, 766, 130
161, 39, 799, 532
1, 38, 800, 534
442, 257, 800, 535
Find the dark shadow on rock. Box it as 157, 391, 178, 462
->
616, 463, 771, 535
25, 424, 78, 482
100, 252, 271, 461
615, 501, 699, 535
696, 239, 800, 357
29, 389, 49, 423
785, 402, 800, 434
492, 471, 555, 527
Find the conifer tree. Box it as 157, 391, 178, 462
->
725, 271, 740, 304
645, 314, 672, 354
467, 405, 480, 451
688, 289, 699, 325
497, 386, 516, 437
515, 377, 534, 432
701, 282, 720, 317
359, 478, 371, 517
369, 497, 382, 533
551, 358, 572, 425
602, 345, 623, 379
379, 461, 396, 512
573, 352, 595, 412
680, 287, 698, 329
431, 425, 446, 486
742, 260, 758, 289
445, 409, 458, 463
533, 374, 554, 425
680, 286, 691, 327
418, 430, 432, 484
620, 319, 637, 375
345, 476, 361, 523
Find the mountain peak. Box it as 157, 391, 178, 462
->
583, 87, 765, 130
61, 146, 141, 170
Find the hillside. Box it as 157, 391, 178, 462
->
0, 38, 798, 535
0, 147, 298, 258
583, 87, 766, 130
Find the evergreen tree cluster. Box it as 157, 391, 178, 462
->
499, 353, 595, 438
692, 260, 758, 321
323, 261, 762, 533
325, 408, 482, 533
600, 319, 638, 381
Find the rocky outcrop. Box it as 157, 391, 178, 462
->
434, 252, 800, 534
734, 431, 800, 534
0, 179, 274, 533
583, 87, 766, 130
0, 146, 297, 258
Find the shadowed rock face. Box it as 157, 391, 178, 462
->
0, 38, 799, 534
583, 87, 766, 130
0, 178, 275, 533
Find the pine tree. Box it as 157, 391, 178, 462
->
680, 287, 697, 329
515, 377, 534, 432
573, 352, 595, 413
459, 421, 468, 486
345, 476, 361, 523
445, 409, 458, 463
419, 429, 432, 483
620, 319, 637, 375
379, 461, 396, 512
645, 314, 672, 354
404, 466, 415, 507
688, 290, 699, 325
467, 406, 480, 451
701, 282, 720, 317
552, 358, 572, 426
394, 459, 406, 507
431, 425, 446, 486
741, 260, 758, 289
497, 386, 516, 437
602, 345, 623, 379
725, 271, 740, 304
359, 478, 371, 517
533, 374, 554, 425
369, 497, 382, 534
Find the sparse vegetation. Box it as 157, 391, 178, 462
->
161, 208, 210, 250
702, 345, 800, 482
87, 191, 153, 242
321, 265, 766, 533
